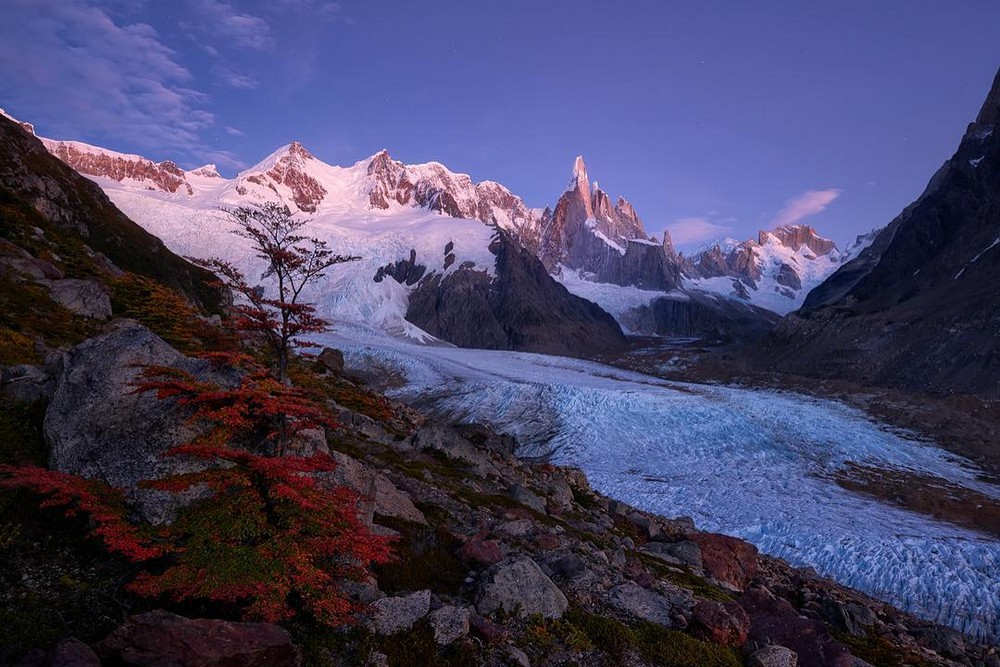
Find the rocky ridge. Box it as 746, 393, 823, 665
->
756, 67, 1000, 398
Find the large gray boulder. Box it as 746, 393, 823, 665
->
475, 556, 568, 619
44, 320, 232, 523
606, 583, 694, 628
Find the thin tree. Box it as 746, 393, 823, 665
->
194, 203, 359, 385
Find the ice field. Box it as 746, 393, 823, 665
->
324, 327, 1000, 642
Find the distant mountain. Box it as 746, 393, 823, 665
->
682, 225, 873, 315
25, 113, 783, 343
756, 68, 1000, 397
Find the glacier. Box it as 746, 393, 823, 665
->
320, 327, 1000, 643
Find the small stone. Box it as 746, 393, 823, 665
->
688, 600, 750, 647
747, 645, 797, 667
470, 614, 510, 644
366, 589, 431, 635
428, 605, 470, 645
457, 536, 503, 566
503, 645, 531, 667
606, 583, 693, 627
508, 484, 546, 514
47, 638, 101, 667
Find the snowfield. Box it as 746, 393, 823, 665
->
320, 328, 1000, 642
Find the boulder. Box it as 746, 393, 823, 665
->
739, 589, 852, 667
642, 540, 702, 569
94, 610, 300, 667
365, 590, 431, 635
324, 451, 426, 526
316, 347, 344, 374
41, 279, 111, 319
688, 533, 758, 591
688, 600, 750, 647
507, 484, 546, 514
626, 512, 662, 540
427, 605, 470, 645
606, 583, 693, 628
31, 638, 101, 667
747, 645, 798, 667
475, 556, 568, 619
44, 321, 234, 523
469, 614, 510, 644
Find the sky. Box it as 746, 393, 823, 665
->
2, 1, 999, 251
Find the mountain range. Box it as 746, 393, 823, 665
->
13, 113, 869, 348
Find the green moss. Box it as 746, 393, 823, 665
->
635, 552, 734, 602
0, 489, 132, 663
632, 622, 740, 667
830, 628, 932, 667
565, 609, 739, 667
564, 608, 634, 658
361, 621, 481, 667
373, 519, 466, 596
0, 398, 48, 465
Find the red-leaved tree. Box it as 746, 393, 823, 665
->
195, 203, 359, 385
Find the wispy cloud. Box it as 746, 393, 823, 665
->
666, 217, 735, 246
0, 0, 216, 159
187, 0, 273, 50
770, 189, 841, 228
225, 126, 246, 137
212, 65, 258, 89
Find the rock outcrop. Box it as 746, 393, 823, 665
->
756, 67, 1000, 398
44, 321, 233, 523
402, 231, 628, 357
94, 610, 301, 667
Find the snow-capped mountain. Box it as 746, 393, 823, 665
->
681, 225, 869, 315
23, 113, 784, 341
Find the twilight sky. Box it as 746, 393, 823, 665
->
2, 1, 998, 250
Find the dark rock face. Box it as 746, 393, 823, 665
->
758, 68, 1000, 398
44, 320, 235, 523
620, 292, 779, 341
0, 114, 223, 312
403, 232, 627, 358
688, 533, 759, 592
95, 610, 301, 667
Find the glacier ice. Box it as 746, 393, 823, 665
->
322, 329, 1000, 642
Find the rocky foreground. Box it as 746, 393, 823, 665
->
3, 318, 998, 667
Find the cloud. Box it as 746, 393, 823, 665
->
272, 0, 343, 20
225, 126, 246, 137
666, 217, 735, 246
770, 189, 841, 228
0, 0, 215, 157
187, 0, 273, 50
212, 65, 258, 89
